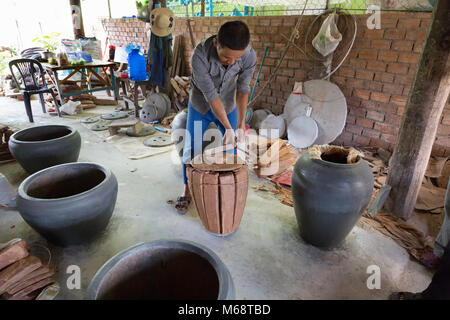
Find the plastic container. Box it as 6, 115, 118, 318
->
126, 44, 147, 81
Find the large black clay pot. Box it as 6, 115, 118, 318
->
86, 240, 235, 300
17, 162, 118, 247
9, 125, 81, 174
292, 147, 374, 249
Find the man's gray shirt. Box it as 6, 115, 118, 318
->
189, 35, 257, 115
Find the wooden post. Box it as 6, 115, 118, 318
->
384, 0, 450, 220
70, 0, 85, 39
201, 0, 205, 17
107, 0, 112, 18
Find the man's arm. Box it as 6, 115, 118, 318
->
236, 49, 257, 135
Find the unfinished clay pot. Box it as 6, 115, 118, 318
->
17, 162, 118, 247
9, 125, 81, 174
186, 162, 249, 236
85, 240, 235, 300
292, 146, 374, 248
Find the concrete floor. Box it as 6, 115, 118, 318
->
0, 95, 434, 300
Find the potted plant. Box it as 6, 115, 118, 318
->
32, 32, 61, 60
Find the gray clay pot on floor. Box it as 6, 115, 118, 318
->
9, 125, 81, 174
292, 149, 374, 249
17, 162, 118, 247
85, 239, 235, 300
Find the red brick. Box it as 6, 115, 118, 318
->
374, 72, 394, 83
346, 97, 361, 107
367, 110, 385, 122
397, 107, 405, 116
335, 132, 354, 145
356, 70, 375, 81
364, 29, 385, 39
367, 61, 387, 72
381, 133, 398, 144
371, 40, 391, 50
371, 92, 391, 103
349, 106, 366, 117
388, 63, 409, 75
398, 53, 420, 64
391, 95, 408, 107
365, 81, 383, 92
353, 89, 371, 100
347, 79, 365, 89
378, 51, 398, 62
338, 67, 355, 78
385, 114, 402, 126
437, 125, 450, 136
358, 49, 378, 60
363, 128, 381, 139
354, 135, 371, 145
413, 42, 424, 53
374, 122, 397, 135
383, 84, 404, 95
397, 18, 421, 29
346, 124, 363, 135
384, 29, 406, 40
392, 40, 415, 52
369, 138, 391, 149
420, 19, 431, 29
406, 30, 427, 41
356, 118, 374, 129
346, 115, 356, 124
348, 58, 367, 69
394, 74, 414, 86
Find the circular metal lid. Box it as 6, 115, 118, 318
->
287, 115, 319, 149
91, 123, 109, 131
101, 111, 129, 120
81, 117, 99, 124
126, 126, 156, 137
143, 134, 174, 147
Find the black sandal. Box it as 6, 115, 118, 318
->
175, 196, 192, 215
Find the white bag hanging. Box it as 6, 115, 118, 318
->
312, 13, 342, 57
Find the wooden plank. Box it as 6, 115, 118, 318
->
202, 172, 220, 234
190, 168, 209, 230
219, 172, 235, 234
7, 269, 54, 295
385, 0, 450, 219
0, 239, 28, 271
9, 277, 54, 298
0, 256, 42, 294
258, 142, 292, 168
233, 167, 249, 230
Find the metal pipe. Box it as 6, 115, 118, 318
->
250, 46, 269, 103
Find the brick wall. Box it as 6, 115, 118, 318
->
102, 12, 450, 156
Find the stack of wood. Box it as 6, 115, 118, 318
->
252, 137, 297, 178
0, 125, 14, 162
170, 75, 190, 111
0, 239, 57, 300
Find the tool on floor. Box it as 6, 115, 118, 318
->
108, 119, 143, 136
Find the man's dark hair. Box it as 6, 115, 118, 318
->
217, 21, 250, 50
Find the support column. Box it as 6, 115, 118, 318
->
384, 0, 450, 220
70, 0, 85, 39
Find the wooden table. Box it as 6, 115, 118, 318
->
42, 60, 118, 101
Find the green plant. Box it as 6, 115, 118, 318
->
32, 32, 61, 52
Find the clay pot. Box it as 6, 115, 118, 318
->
9, 125, 81, 174
17, 162, 118, 247
85, 240, 235, 300
292, 146, 374, 248
186, 164, 249, 236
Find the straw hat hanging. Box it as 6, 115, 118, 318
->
149, 8, 175, 37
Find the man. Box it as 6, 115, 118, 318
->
390, 179, 450, 300
175, 21, 257, 214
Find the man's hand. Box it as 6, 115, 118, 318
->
236, 120, 246, 143
223, 128, 236, 147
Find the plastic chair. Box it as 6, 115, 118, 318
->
9, 58, 61, 122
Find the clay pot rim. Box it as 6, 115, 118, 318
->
309, 153, 363, 168
85, 239, 234, 300
18, 162, 111, 202
10, 125, 77, 144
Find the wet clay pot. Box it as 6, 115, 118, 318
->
9, 125, 81, 174
186, 163, 249, 236
17, 162, 118, 247
85, 240, 235, 300
292, 147, 374, 249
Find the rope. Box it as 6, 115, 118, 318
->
28, 242, 52, 266
248, 0, 310, 108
